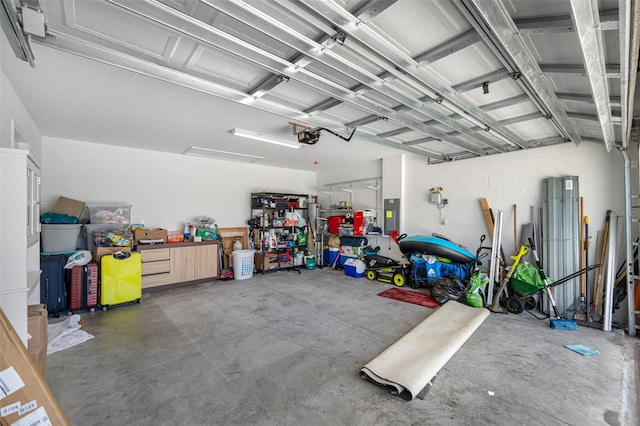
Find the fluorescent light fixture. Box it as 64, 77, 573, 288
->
321, 190, 332, 195
184, 147, 264, 163
231, 128, 300, 149
365, 184, 380, 190
340, 188, 353, 193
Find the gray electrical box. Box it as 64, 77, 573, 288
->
383, 198, 400, 235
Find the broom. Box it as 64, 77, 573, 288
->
572, 214, 588, 320
528, 238, 578, 330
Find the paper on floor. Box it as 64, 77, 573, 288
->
47, 314, 94, 355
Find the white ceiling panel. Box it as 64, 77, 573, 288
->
506, 118, 558, 141
487, 103, 539, 121
372, 0, 469, 57
186, 45, 268, 89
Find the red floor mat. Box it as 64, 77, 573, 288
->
377, 287, 438, 309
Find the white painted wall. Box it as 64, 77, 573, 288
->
317, 142, 626, 265
402, 142, 624, 258
315, 159, 381, 211
42, 137, 316, 232
0, 71, 42, 162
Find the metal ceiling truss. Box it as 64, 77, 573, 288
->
456, 0, 583, 146
109, 0, 501, 157
223, 0, 515, 154
29, 0, 629, 162
295, 0, 528, 150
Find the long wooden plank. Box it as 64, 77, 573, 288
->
479, 198, 495, 239
480, 198, 506, 265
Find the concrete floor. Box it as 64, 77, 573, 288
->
45, 268, 638, 426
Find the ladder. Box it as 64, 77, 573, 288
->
621, 149, 638, 337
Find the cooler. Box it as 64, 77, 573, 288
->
344, 258, 365, 278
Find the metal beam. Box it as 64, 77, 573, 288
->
566, 112, 599, 122
556, 92, 622, 107
498, 112, 544, 126
459, 0, 583, 145
304, 98, 343, 114
618, 0, 632, 148
414, 29, 481, 64
515, 9, 619, 34
480, 94, 530, 111
452, 69, 511, 93
540, 63, 620, 78
248, 74, 289, 98
352, 0, 398, 22
569, 0, 615, 151
623, 1, 640, 148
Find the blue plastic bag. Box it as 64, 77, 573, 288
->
40, 212, 80, 224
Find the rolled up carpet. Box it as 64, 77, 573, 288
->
360, 301, 490, 400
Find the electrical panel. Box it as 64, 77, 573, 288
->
383, 198, 400, 235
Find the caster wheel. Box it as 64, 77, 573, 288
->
392, 273, 406, 287
524, 296, 537, 311
89, 307, 96, 313
102, 306, 109, 312
366, 270, 378, 281
136, 298, 142, 304
505, 296, 525, 314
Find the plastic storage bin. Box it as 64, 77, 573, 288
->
87, 203, 132, 224
232, 249, 255, 280
41, 224, 82, 253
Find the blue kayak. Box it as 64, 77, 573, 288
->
398, 235, 476, 264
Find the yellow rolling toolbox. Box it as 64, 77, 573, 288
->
100, 252, 142, 311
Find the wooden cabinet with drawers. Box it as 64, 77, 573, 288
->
140, 247, 171, 289
137, 240, 219, 291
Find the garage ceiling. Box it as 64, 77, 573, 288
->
2, 0, 638, 171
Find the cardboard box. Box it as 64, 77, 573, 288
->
134, 228, 168, 243
255, 252, 279, 271
27, 304, 48, 375
52, 196, 85, 219
92, 246, 131, 263
0, 308, 71, 425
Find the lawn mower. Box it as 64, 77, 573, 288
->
363, 254, 410, 287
